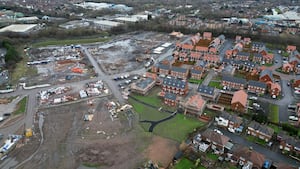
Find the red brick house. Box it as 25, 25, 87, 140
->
231, 90, 248, 113
247, 121, 274, 142
163, 92, 177, 106
286, 45, 297, 53
170, 67, 189, 79
259, 69, 273, 83
251, 42, 265, 52
157, 64, 170, 75
230, 145, 266, 169
262, 53, 274, 64
225, 50, 233, 59
282, 63, 294, 73
162, 77, 188, 95
293, 77, 300, 88
247, 80, 267, 95
195, 46, 209, 53
243, 37, 251, 45
252, 53, 263, 63
236, 52, 250, 61
209, 47, 217, 54
190, 51, 201, 61
201, 129, 232, 154
190, 69, 203, 80
278, 132, 300, 155
181, 43, 194, 51
203, 54, 220, 63
269, 82, 281, 97
203, 32, 212, 40
222, 76, 247, 90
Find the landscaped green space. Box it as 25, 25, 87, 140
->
208, 81, 222, 89
246, 135, 266, 146
269, 104, 279, 123
268, 124, 281, 134
264, 63, 274, 67
13, 96, 28, 115
153, 114, 205, 142
189, 78, 204, 84
32, 37, 109, 47
174, 158, 206, 169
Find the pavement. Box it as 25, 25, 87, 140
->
215, 126, 300, 167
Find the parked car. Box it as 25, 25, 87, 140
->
289, 116, 298, 121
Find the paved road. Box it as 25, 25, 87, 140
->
202, 70, 216, 86
217, 127, 300, 167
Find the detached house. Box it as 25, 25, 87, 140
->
247, 80, 267, 95
231, 90, 248, 113
201, 129, 233, 154
286, 45, 297, 53
222, 76, 247, 90
247, 121, 274, 142
269, 82, 281, 97
259, 69, 273, 83
162, 77, 188, 95
262, 53, 274, 64
282, 62, 294, 73
181, 94, 206, 117
230, 145, 266, 169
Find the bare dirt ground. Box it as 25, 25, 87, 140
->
17, 97, 150, 169
145, 136, 178, 168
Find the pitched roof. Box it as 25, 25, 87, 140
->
182, 44, 194, 50
237, 51, 250, 57
163, 77, 187, 89
270, 82, 281, 91
191, 69, 202, 74
241, 61, 255, 68
164, 92, 177, 101
219, 112, 242, 124
171, 66, 188, 73
253, 53, 263, 58
232, 145, 265, 168
252, 42, 265, 47
222, 76, 247, 84
197, 85, 215, 96
287, 45, 297, 51
248, 80, 267, 88
248, 121, 274, 136
201, 129, 230, 146
231, 90, 247, 107
135, 77, 155, 89
158, 64, 170, 70
259, 69, 273, 79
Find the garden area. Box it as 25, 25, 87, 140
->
13, 96, 28, 115
208, 81, 222, 89
268, 104, 279, 123
129, 87, 206, 142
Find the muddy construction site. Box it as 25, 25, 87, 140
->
16, 97, 148, 169
87, 32, 174, 75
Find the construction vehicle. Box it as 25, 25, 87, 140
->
25, 128, 33, 137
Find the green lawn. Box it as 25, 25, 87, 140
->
174, 158, 206, 169
207, 152, 218, 161
264, 63, 274, 67
246, 135, 266, 146
153, 114, 205, 142
13, 96, 28, 115
32, 37, 109, 47
208, 81, 222, 89
269, 124, 281, 134
269, 104, 279, 123
189, 78, 204, 84
129, 99, 170, 121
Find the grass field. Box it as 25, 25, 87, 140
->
206, 152, 218, 161
208, 81, 222, 89
174, 158, 206, 169
153, 114, 205, 142
269, 104, 279, 123
13, 96, 27, 115
32, 37, 109, 47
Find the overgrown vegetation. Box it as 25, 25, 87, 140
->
2, 40, 21, 69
